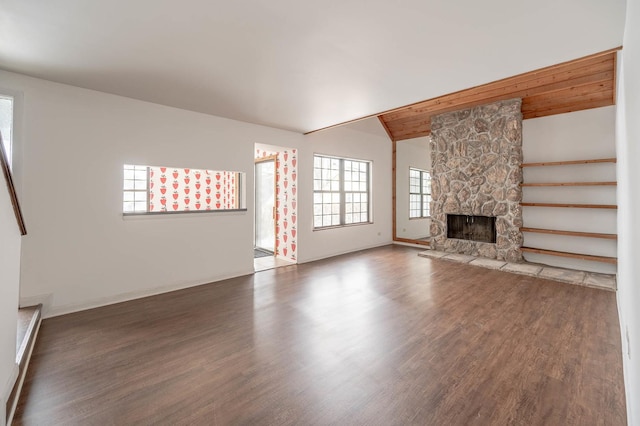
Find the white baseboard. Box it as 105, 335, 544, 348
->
19, 293, 53, 310
298, 241, 392, 264
393, 240, 430, 249
2, 363, 19, 426
43, 268, 255, 318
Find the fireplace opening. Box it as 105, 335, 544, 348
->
447, 215, 496, 243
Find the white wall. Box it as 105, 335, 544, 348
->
0, 69, 304, 317
616, 0, 640, 422
0, 70, 394, 319
0, 163, 20, 423
299, 121, 393, 262
396, 138, 430, 240
521, 106, 617, 273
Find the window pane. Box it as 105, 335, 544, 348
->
0, 96, 14, 169
313, 155, 371, 229
124, 164, 245, 214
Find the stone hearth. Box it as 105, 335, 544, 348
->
418, 250, 617, 291
430, 99, 523, 262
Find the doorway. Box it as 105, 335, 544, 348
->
254, 144, 298, 272
254, 156, 276, 257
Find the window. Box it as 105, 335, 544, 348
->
0, 95, 14, 169
123, 164, 246, 214
313, 154, 371, 229
409, 168, 431, 218
123, 165, 149, 213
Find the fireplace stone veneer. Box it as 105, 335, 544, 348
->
430, 99, 523, 262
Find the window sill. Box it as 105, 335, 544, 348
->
313, 221, 373, 231
123, 209, 247, 219
409, 216, 431, 221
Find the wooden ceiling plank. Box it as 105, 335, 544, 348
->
385, 119, 433, 132
381, 56, 614, 124
305, 47, 620, 137
522, 97, 614, 119
395, 130, 433, 140
380, 53, 614, 122
523, 81, 614, 106
523, 85, 613, 108
377, 116, 395, 141
383, 70, 613, 129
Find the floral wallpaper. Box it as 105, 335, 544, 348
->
255, 147, 297, 262
148, 166, 238, 212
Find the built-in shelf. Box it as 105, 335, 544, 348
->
521, 158, 617, 167
520, 181, 616, 187
519, 157, 618, 267
520, 202, 617, 209
521, 247, 617, 264
520, 227, 617, 240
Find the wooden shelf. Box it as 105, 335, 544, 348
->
520, 227, 617, 240
521, 181, 616, 187
521, 158, 616, 168
520, 202, 617, 209
521, 247, 617, 264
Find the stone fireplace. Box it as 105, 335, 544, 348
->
430, 98, 523, 262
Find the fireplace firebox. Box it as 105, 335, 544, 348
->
447, 215, 496, 243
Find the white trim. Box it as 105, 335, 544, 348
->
42, 268, 255, 318
298, 241, 391, 264
2, 362, 19, 425
393, 240, 430, 249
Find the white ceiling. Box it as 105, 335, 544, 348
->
0, 0, 626, 134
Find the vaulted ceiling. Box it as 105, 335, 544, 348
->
0, 1, 626, 134
377, 49, 619, 141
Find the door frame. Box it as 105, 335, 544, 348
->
254, 155, 277, 255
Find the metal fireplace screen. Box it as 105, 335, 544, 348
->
447, 214, 496, 243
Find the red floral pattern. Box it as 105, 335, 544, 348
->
149, 166, 238, 212
256, 148, 297, 262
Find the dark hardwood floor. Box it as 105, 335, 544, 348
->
14, 245, 626, 425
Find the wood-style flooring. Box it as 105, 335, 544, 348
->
14, 245, 626, 425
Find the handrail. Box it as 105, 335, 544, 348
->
0, 133, 27, 235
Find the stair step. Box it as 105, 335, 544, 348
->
6, 304, 42, 425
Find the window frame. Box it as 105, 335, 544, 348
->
0, 94, 14, 170
123, 165, 150, 213
409, 167, 431, 219
123, 164, 247, 216
313, 154, 373, 230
